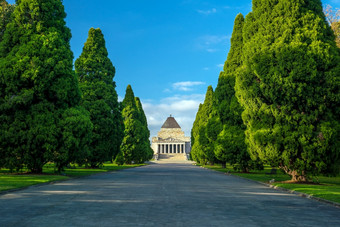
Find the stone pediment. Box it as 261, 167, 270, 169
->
155, 137, 185, 143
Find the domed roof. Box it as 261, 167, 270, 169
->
161, 116, 181, 128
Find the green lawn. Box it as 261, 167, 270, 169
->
201, 164, 340, 204
0, 175, 69, 192
0, 163, 146, 192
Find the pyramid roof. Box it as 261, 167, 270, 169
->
161, 116, 181, 129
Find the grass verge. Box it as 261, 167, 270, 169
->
200, 164, 340, 204
0, 163, 146, 192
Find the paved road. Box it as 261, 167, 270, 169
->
0, 163, 339, 227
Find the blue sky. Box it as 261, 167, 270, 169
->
7, 0, 340, 137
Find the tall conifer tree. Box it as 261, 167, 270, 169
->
190, 86, 215, 164
236, 0, 340, 181
214, 13, 258, 172
120, 85, 151, 164
191, 103, 202, 160
135, 97, 153, 161
0, 0, 14, 43
75, 28, 123, 167
0, 0, 92, 173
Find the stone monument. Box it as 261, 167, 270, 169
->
151, 115, 191, 160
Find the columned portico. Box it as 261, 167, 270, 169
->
157, 143, 186, 154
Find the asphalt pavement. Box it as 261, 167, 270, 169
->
0, 163, 339, 226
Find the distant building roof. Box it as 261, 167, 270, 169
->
161, 116, 181, 129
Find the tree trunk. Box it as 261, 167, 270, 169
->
222, 163, 226, 168
281, 166, 308, 182
31, 166, 43, 174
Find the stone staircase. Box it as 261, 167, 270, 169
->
156, 153, 188, 162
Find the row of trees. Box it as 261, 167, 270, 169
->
0, 0, 152, 173
191, 0, 340, 182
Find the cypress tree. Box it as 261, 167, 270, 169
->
236, 0, 340, 181
204, 108, 221, 166
214, 13, 259, 172
190, 86, 215, 164
0, 0, 14, 43
135, 97, 153, 161
75, 28, 123, 167
0, 0, 92, 173
190, 103, 202, 161
120, 85, 150, 164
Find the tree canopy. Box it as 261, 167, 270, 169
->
235, 0, 340, 181
75, 28, 123, 167
214, 13, 259, 172
191, 86, 216, 164
0, 0, 14, 43
324, 4, 340, 48
0, 0, 92, 173
119, 85, 152, 164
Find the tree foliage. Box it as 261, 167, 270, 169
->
0, 0, 92, 173
120, 85, 152, 164
191, 86, 216, 164
214, 14, 260, 172
235, 0, 340, 181
0, 0, 14, 43
135, 97, 154, 161
75, 28, 123, 167
324, 4, 340, 48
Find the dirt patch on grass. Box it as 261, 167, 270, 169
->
277, 180, 322, 185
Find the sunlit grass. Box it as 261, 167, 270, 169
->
201, 163, 340, 204
0, 175, 69, 191
0, 162, 146, 192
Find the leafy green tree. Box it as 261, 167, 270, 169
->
214, 13, 260, 172
0, 0, 14, 43
191, 86, 215, 164
120, 85, 151, 164
204, 109, 221, 165
324, 4, 340, 48
135, 97, 153, 161
191, 103, 202, 161
0, 0, 92, 173
75, 28, 123, 167
236, 0, 340, 181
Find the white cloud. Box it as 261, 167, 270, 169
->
206, 48, 218, 53
197, 8, 217, 15
172, 81, 205, 91
195, 35, 230, 52
223, 4, 252, 11
217, 63, 224, 68
142, 94, 205, 138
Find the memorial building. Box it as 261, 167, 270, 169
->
151, 115, 191, 159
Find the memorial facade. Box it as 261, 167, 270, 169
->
151, 116, 191, 156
